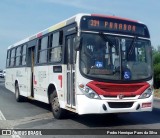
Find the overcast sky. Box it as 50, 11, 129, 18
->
0, 0, 160, 69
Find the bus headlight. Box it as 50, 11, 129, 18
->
78, 84, 101, 99
139, 87, 153, 99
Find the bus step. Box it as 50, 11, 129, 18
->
27, 96, 35, 100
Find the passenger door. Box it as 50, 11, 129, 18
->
66, 35, 76, 108
27, 46, 35, 98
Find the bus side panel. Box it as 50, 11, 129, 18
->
48, 65, 66, 108
5, 67, 29, 97
5, 68, 16, 93
33, 66, 49, 103
16, 67, 29, 97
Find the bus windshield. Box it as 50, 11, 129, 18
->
80, 33, 152, 81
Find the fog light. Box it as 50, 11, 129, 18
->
136, 104, 140, 110
102, 104, 107, 111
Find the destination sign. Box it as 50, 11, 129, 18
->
80, 16, 150, 38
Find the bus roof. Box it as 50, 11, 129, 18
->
8, 13, 89, 49
8, 13, 144, 49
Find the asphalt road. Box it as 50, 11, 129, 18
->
0, 78, 160, 138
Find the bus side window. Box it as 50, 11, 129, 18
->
10, 48, 16, 67
15, 46, 22, 66
6, 50, 11, 67
22, 45, 27, 65
49, 31, 63, 62
37, 36, 48, 63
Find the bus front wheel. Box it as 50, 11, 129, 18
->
50, 91, 65, 119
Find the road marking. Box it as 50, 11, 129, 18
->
0, 111, 52, 137
0, 110, 20, 138
10, 112, 53, 127
0, 110, 6, 120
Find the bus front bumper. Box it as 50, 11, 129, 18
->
76, 95, 153, 115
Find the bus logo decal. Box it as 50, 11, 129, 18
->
118, 94, 124, 99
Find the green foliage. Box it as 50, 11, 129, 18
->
154, 63, 160, 88
153, 52, 160, 65
153, 50, 160, 88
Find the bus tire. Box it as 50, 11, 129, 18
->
50, 91, 65, 119
15, 83, 23, 102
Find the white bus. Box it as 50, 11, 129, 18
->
5, 13, 153, 119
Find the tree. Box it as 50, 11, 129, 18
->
153, 49, 160, 88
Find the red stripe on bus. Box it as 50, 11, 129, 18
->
34, 75, 37, 85
58, 75, 62, 88
37, 33, 42, 38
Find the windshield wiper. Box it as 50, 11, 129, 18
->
99, 32, 119, 55
127, 36, 137, 57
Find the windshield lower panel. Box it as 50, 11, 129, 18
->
80, 33, 152, 81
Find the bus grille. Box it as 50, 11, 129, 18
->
86, 81, 149, 97
108, 102, 134, 108
96, 84, 141, 92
